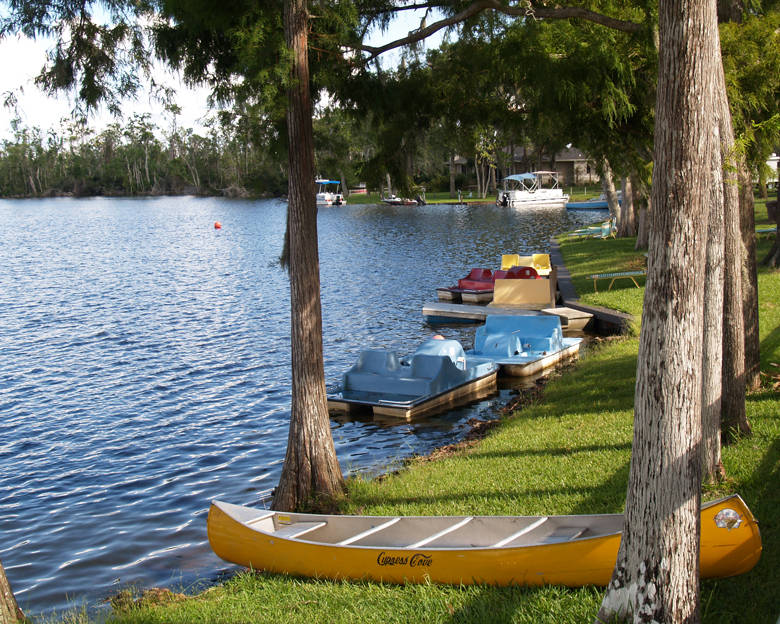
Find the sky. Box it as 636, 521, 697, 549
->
0, 8, 445, 142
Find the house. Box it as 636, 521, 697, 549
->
553, 146, 600, 185
497, 145, 599, 186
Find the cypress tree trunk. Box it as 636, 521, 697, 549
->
475, 153, 482, 198
716, 62, 751, 441
0, 559, 21, 624
272, 0, 344, 512
618, 176, 637, 237
597, 0, 716, 619
738, 164, 760, 390
702, 116, 725, 483
600, 158, 620, 220
635, 194, 650, 250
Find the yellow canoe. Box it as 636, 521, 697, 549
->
207, 494, 761, 587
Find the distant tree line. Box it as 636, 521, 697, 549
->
0, 111, 290, 198
0, 104, 466, 199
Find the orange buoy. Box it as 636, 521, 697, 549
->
214, 221, 222, 229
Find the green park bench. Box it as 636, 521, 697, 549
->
588, 270, 647, 292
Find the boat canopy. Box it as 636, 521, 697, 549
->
316, 179, 341, 185
503, 171, 559, 183
503, 173, 537, 182
500, 171, 561, 192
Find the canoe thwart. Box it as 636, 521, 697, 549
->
272, 521, 327, 540
541, 526, 588, 543
245, 511, 276, 528
491, 517, 548, 548
338, 518, 401, 546
407, 517, 474, 548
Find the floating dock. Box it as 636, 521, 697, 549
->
422, 302, 593, 331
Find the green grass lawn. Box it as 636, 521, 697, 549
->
48, 221, 779, 624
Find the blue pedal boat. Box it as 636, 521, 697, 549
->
327, 338, 499, 419
465, 315, 583, 377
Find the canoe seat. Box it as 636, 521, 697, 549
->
273, 521, 327, 540
540, 526, 587, 544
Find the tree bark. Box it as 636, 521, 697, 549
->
597, 0, 717, 619
0, 559, 22, 624
702, 114, 725, 483
635, 194, 650, 250
600, 158, 620, 221
738, 164, 760, 390
475, 153, 482, 198
272, 0, 344, 512
618, 176, 637, 237
716, 63, 751, 441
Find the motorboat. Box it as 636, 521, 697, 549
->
381, 194, 418, 206
496, 172, 569, 209
316, 179, 345, 206
382, 188, 426, 206
566, 191, 622, 210
466, 315, 582, 377
207, 494, 761, 588
327, 337, 498, 419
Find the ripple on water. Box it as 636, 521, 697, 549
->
0, 196, 605, 615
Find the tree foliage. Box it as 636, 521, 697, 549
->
720, 9, 780, 178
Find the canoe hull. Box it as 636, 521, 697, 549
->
207, 495, 761, 588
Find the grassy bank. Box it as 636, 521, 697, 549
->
53, 219, 779, 623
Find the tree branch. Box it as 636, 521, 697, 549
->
356, 0, 642, 59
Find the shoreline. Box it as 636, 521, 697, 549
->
13, 211, 778, 623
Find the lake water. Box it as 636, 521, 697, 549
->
0, 196, 604, 616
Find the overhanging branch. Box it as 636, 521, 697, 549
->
356, 0, 642, 59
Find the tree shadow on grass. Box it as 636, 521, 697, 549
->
468, 441, 632, 461
437, 457, 631, 623
539, 351, 638, 415
758, 324, 780, 366
745, 389, 780, 406
445, 584, 603, 624
352, 483, 625, 511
